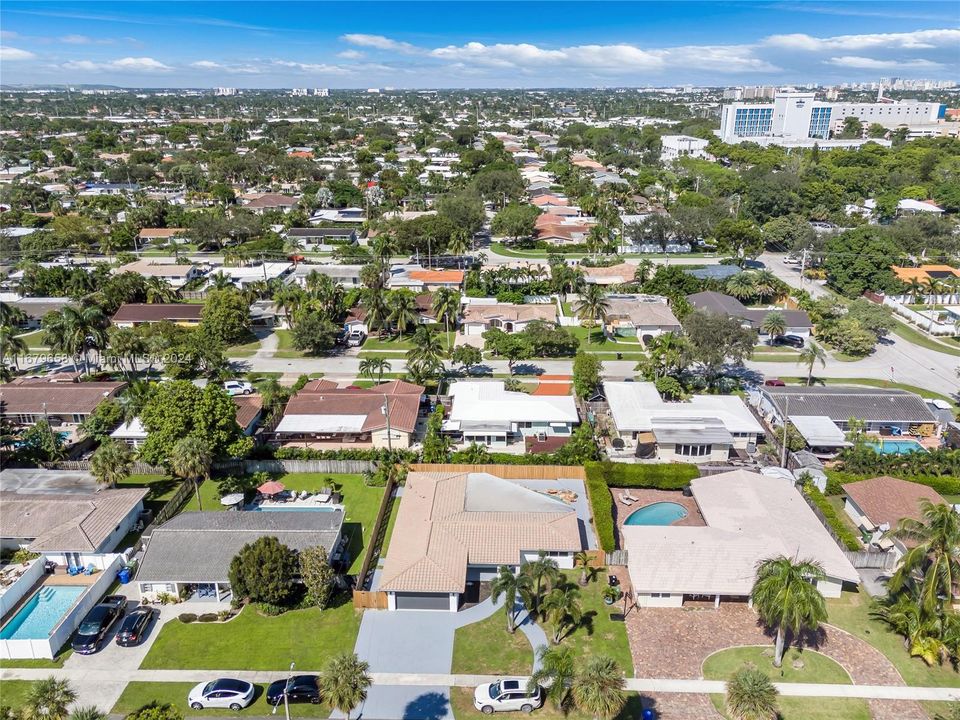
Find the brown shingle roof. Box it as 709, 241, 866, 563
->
112, 303, 204, 323
281, 380, 424, 434
233, 395, 264, 430
0, 382, 126, 416
842, 476, 946, 528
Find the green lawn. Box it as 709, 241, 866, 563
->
453, 611, 536, 675
226, 334, 261, 358
750, 353, 805, 362
179, 473, 384, 575
702, 646, 852, 684
0, 680, 35, 708
273, 328, 307, 358
362, 331, 455, 353
753, 345, 800, 355
451, 687, 648, 720
15, 330, 48, 351
140, 601, 359, 671
709, 694, 871, 720
112, 681, 332, 717
826, 589, 960, 688
890, 318, 960, 357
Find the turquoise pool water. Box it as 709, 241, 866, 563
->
868, 439, 926, 455
248, 505, 338, 512
624, 502, 688, 526
0, 586, 85, 640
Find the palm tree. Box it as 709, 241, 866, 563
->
797, 341, 827, 386
725, 667, 779, 720
490, 565, 534, 634
752, 270, 781, 303
571, 656, 626, 720
387, 291, 418, 341
0, 325, 27, 370
42, 304, 108, 374
359, 357, 391, 384
522, 552, 561, 618
170, 435, 212, 511
633, 259, 654, 285
0, 301, 28, 327
541, 584, 583, 644
574, 550, 592, 586
903, 278, 927, 304
726, 272, 757, 302
447, 228, 471, 257
274, 284, 304, 329
68, 708, 105, 720
318, 652, 371, 720
575, 285, 610, 344
406, 327, 446, 377
889, 500, 960, 617
208, 272, 235, 291
751, 555, 828, 667
872, 595, 949, 666
89, 439, 133, 489
431, 287, 461, 351
529, 645, 576, 712
119, 380, 154, 424
22, 676, 76, 720
144, 276, 178, 303
760, 311, 787, 343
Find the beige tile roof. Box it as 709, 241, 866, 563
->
379, 471, 582, 593
462, 303, 557, 325
0, 488, 148, 553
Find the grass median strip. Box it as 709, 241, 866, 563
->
112, 681, 331, 717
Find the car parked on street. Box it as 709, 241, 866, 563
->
72, 595, 127, 654
115, 606, 156, 647
764, 378, 786, 387
223, 380, 254, 396
266, 675, 321, 706
188, 679, 256, 710
474, 679, 544, 714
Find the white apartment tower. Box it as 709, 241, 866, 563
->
214, 87, 238, 96
313, 88, 329, 97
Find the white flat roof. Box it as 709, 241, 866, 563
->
605, 382, 762, 435
110, 418, 147, 440
789, 415, 850, 448
448, 381, 578, 425
275, 414, 367, 433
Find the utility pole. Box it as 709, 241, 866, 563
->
799, 248, 808, 290
382, 394, 393, 453
780, 396, 790, 469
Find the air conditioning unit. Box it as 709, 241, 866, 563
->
536, 432, 546, 442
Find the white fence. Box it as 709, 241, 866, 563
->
0, 558, 45, 619
0, 554, 123, 660
216, 459, 377, 475
883, 296, 959, 336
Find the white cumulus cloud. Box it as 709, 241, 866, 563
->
340, 33, 422, 55
826, 55, 944, 70
336, 49, 365, 60
61, 56, 172, 72
764, 28, 960, 52
1, 47, 37, 60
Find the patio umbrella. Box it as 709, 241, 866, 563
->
257, 480, 286, 496
220, 493, 245, 507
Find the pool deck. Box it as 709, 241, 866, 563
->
613, 488, 705, 548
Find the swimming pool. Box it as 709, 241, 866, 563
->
868, 439, 927, 455
248, 505, 339, 512
0, 586, 85, 640
624, 502, 688, 526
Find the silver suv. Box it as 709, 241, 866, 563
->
474, 680, 544, 714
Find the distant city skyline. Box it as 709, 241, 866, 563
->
1, 1, 958, 88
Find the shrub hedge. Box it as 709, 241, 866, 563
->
825, 471, 960, 497
583, 462, 702, 552
802, 483, 861, 552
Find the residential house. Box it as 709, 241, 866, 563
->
605, 381, 762, 462
115, 260, 204, 290
273, 380, 423, 449
111, 395, 262, 448
111, 303, 203, 328
461, 303, 557, 336
687, 290, 813, 339
288, 264, 364, 290
444, 381, 578, 448
755, 386, 940, 435
310, 207, 365, 224
387, 267, 464, 292
0, 379, 126, 428
603, 295, 682, 343
622, 470, 858, 607
206, 262, 293, 289
285, 227, 358, 251
4, 297, 73, 330
891, 264, 960, 285
581, 263, 639, 286
660, 135, 710, 162
137, 228, 188, 247
241, 193, 299, 214
136, 510, 344, 602
379, 470, 582, 611
842, 475, 946, 552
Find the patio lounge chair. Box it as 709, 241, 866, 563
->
84, 564, 97, 575
67, 564, 81, 576
619, 491, 635, 506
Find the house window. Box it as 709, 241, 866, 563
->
676, 444, 712, 457
650, 592, 671, 598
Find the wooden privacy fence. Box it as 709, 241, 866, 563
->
43, 460, 166, 475
353, 473, 399, 592
353, 590, 388, 610
407, 463, 586, 480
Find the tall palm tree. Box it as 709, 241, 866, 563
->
170, 435, 212, 511
575, 285, 610, 344
889, 500, 960, 617
0, 301, 28, 327
725, 667, 779, 720
144, 276, 179, 303
318, 653, 371, 720
726, 273, 757, 302
797, 341, 827, 386
431, 287, 461, 350
42, 304, 108, 374
447, 228, 471, 257
571, 656, 626, 720
752, 270, 781, 303
522, 551, 560, 619
751, 555, 828, 667
274, 284, 305, 329
22, 676, 76, 720
387, 291, 417, 341
362, 287, 390, 338
406, 326, 446, 375
0, 325, 27, 370
760, 311, 787, 343
903, 278, 927, 304
541, 583, 583, 644
359, 357, 391, 384
208, 272, 235, 291
89, 439, 133, 489
633, 259, 654, 285
119, 380, 154, 424
872, 594, 949, 666
490, 565, 534, 634
529, 645, 576, 712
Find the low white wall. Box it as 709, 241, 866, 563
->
636, 593, 684, 608
0, 558, 45, 618
816, 577, 844, 599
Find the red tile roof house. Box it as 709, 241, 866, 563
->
842, 476, 947, 554
272, 380, 424, 450
111, 303, 204, 327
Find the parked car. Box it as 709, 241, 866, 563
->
223, 380, 254, 396
266, 675, 321, 706
115, 607, 156, 647
772, 334, 805, 349
72, 595, 127, 654
346, 330, 366, 347
474, 680, 544, 714
764, 378, 786, 387
188, 679, 256, 710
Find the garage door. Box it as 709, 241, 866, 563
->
394, 592, 450, 610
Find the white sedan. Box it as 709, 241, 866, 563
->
223, 380, 254, 396
188, 678, 255, 710
474, 680, 544, 714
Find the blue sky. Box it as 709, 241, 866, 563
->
1, 1, 957, 87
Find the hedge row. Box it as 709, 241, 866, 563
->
825, 471, 960, 497
802, 483, 861, 552
583, 462, 702, 552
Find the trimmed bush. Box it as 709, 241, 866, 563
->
802, 483, 861, 551
585, 470, 616, 553
178, 613, 198, 624
825, 470, 960, 497
197, 613, 219, 623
